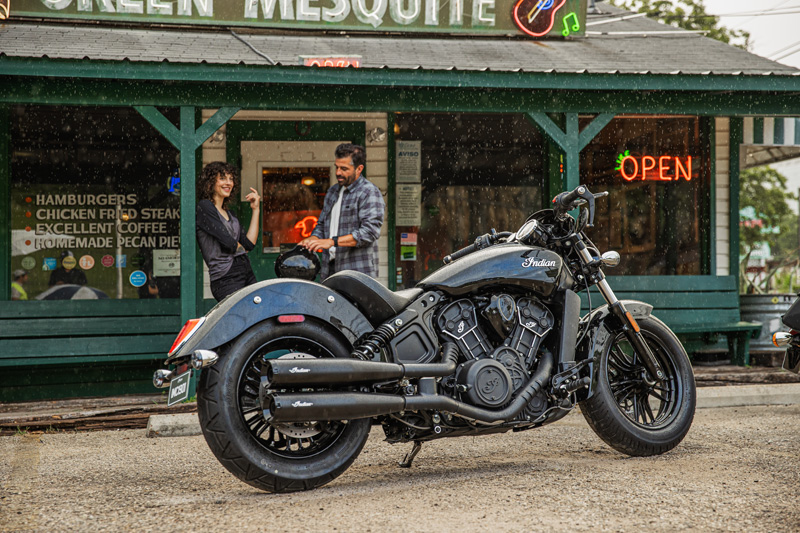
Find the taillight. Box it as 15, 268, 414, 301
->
168, 317, 206, 355
277, 315, 305, 323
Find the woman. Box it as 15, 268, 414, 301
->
196, 162, 261, 302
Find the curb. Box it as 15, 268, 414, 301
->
146, 413, 201, 438
696, 383, 800, 409
144, 384, 800, 437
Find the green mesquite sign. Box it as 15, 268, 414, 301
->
12, 0, 586, 37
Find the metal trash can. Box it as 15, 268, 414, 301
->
739, 293, 796, 353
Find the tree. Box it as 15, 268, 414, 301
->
609, 0, 750, 49
739, 166, 799, 293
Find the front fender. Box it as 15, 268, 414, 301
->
166, 279, 373, 364
575, 300, 654, 401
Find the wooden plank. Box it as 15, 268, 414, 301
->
0, 353, 165, 368
580, 291, 739, 310
0, 317, 182, 339
603, 275, 736, 293
0, 299, 180, 319
0, 335, 174, 359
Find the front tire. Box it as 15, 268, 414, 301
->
580, 315, 696, 456
197, 319, 371, 493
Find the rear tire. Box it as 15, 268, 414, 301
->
197, 319, 371, 493
580, 315, 696, 456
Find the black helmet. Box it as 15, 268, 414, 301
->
274, 246, 321, 281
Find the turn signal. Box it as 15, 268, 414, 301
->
773, 332, 793, 348
168, 317, 206, 355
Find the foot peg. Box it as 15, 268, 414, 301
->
398, 441, 422, 468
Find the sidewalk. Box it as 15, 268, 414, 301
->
2, 364, 800, 436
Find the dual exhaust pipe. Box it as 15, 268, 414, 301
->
261, 345, 554, 425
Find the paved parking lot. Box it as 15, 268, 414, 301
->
2, 405, 800, 532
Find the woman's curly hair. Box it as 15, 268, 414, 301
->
198, 162, 240, 210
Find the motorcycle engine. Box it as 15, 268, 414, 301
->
437, 296, 554, 409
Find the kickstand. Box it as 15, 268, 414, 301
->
398, 441, 422, 468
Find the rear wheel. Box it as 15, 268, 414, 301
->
580, 315, 696, 456
197, 319, 371, 493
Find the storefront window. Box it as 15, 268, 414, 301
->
261, 166, 331, 253
9, 105, 181, 300
580, 115, 710, 276
394, 113, 546, 288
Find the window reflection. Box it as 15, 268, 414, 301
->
581, 115, 710, 276
9, 105, 181, 300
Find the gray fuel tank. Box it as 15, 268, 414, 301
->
418, 244, 569, 297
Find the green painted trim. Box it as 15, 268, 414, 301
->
0, 317, 182, 338
708, 117, 716, 276
134, 105, 181, 146
795, 118, 800, 145
195, 107, 240, 146
774, 118, 785, 145
0, 298, 179, 318
753, 117, 764, 144
730, 118, 743, 281
4, 57, 800, 93
5, 76, 800, 116
180, 106, 198, 324
527, 112, 567, 147
0, 105, 9, 302
387, 113, 397, 291
578, 113, 615, 151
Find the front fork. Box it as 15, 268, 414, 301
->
575, 239, 666, 382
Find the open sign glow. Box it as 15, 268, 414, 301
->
617, 154, 695, 182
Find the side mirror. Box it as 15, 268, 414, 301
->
600, 251, 620, 267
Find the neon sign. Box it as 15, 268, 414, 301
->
616, 152, 695, 182
294, 216, 319, 238
302, 56, 361, 68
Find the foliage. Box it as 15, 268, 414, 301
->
739, 166, 799, 293
609, 0, 750, 49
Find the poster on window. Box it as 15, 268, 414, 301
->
396, 184, 421, 226
396, 141, 422, 183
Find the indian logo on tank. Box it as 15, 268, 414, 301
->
521, 257, 557, 268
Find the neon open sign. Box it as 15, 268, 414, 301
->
616, 151, 695, 182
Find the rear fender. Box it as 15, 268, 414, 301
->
165, 279, 373, 364
575, 300, 654, 401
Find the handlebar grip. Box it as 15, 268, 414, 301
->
443, 243, 477, 265
553, 186, 586, 210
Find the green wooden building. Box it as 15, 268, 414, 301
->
1, 1, 799, 401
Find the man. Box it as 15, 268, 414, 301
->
300, 143, 385, 280
11, 269, 28, 301
49, 250, 88, 286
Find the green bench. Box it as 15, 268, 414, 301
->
580, 275, 762, 366
0, 300, 181, 401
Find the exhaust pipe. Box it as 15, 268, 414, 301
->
264, 351, 554, 424
264, 343, 460, 388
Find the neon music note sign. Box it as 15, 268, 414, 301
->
561, 12, 579, 37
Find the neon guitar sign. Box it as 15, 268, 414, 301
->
512, 0, 567, 38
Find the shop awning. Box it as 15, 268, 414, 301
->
742, 117, 800, 168
1, 5, 797, 78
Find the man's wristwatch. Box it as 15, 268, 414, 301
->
332, 236, 339, 247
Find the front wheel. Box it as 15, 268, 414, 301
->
580, 315, 696, 456
197, 319, 371, 493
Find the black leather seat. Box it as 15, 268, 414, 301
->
322, 270, 423, 326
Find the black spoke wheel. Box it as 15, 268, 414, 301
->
197, 319, 371, 493
580, 314, 696, 457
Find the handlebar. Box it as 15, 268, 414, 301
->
552, 186, 608, 227
443, 230, 511, 264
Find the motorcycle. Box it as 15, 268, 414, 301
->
772, 294, 800, 373
154, 185, 696, 493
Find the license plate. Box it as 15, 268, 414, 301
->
167, 369, 192, 406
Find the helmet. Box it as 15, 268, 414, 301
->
274, 246, 321, 281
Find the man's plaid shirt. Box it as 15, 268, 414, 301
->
311, 175, 385, 279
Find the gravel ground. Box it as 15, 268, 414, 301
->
2, 405, 799, 532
